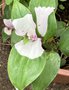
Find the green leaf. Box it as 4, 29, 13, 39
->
60, 59, 66, 67
66, 26, 69, 30
43, 13, 57, 41
29, 0, 57, 41
29, 0, 57, 12
20, 0, 28, 7
55, 0, 58, 8
6, 0, 13, 5
11, 31, 23, 46
2, 30, 9, 43
32, 51, 60, 90
4, 5, 12, 19
25, 0, 30, 3
11, 0, 30, 19
56, 21, 66, 37
8, 47, 47, 90
59, 29, 69, 56
6, 0, 20, 5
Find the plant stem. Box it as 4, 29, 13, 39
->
2, 0, 5, 15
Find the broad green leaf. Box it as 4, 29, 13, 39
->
55, 0, 58, 8
29, 0, 57, 42
8, 47, 47, 90
6, 0, 20, 5
56, 21, 66, 37
6, 0, 13, 5
11, 0, 30, 19
29, 0, 57, 11
59, 29, 69, 56
11, 31, 23, 46
32, 51, 60, 90
43, 13, 57, 41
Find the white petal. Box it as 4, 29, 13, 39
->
15, 88, 18, 90
3, 19, 13, 29
3, 27, 12, 35
35, 7, 55, 36
15, 38, 44, 59
12, 14, 36, 37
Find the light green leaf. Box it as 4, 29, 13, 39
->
6, 0, 13, 5
32, 51, 60, 90
59, 29, 69, 56
11, 0, 30, 19
55, 0, 58, 8
29, 0, 57, 41
29, 0, 57, 12
43, 13, 57, 41
8, 47, 47, 90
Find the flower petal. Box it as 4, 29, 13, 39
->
3, 19, 13, 29
12, 14, 36, 37
15, 38, 44, 59
3, 27, 12, 35
15, 88, 18, 90
35, 7, 55, 37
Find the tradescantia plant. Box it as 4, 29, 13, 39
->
2, 0, 61, 90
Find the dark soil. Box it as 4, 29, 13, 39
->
56, 0, 69, 21
0, 34, 14, 90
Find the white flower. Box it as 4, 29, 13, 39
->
13, 6, 54, 59
15, 38, 44, 59
15, 88, 18, 90
12, 14, 36, 37
3, 19, 13, 35
35, 7, 55, 36
12, 7, 54, 37
3, 27, 12, 35
3, 19, 13, 29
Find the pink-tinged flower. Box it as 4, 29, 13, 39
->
3, 19, 13, 29
11, 6, 54, 59
3, 19, 13, 35
12, 14, 37, 40
12, 7, 54, 38
28, 34, 37, 41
